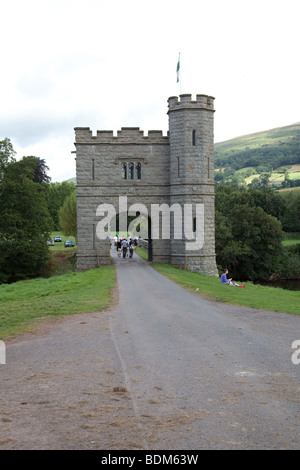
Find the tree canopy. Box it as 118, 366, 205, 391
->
0, 156, 52, 283
215, 185, 284, 280
45, 180, 76, 230
58, 191, 77, 237
0, 138, 16, 184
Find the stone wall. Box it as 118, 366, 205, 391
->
137, 238, 148, 250
75, 95, 218, 276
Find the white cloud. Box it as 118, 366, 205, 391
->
1, 0, 299, 181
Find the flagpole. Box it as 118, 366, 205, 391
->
179, 53, 181, 94
177, 52, 181, 95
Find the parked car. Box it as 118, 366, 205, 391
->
64, 240, 75, 247
47, 238, 54, 246
54, 236, 62, 242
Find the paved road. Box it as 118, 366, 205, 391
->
109, 248, 300, 450
0, 248, 299, 449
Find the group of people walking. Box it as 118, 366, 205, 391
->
112, 235, 138, 259
110, 236, 245, 285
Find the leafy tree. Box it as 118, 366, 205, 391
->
45, 181, 76, 230
259, 172, 271, 185
215, 185, 285, 220
249, 177, 261, 188
280, 192, 300, 232
241, 168, 256, 178
28, 156, 51, 185
0, 138, 16, 184
276, 250, 300, 279
59, 191, 77, 237
0, 157, 52, 283
216, 204, 283, 280
257, 165, 270, 174
249, 186, 285, 220
284, 170, 290, 183
214, 171, 224, 183
277, 166, 289, 174
215, 211, 246, 269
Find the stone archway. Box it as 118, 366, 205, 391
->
75, 94, 218, 277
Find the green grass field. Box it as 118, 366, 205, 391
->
152, 264, 300, 316
244, 165, 300, 185
278, 187, 300, 193
43, 232, 77, 276
135, 247, 299, 315
1, 240, 299, 341
282, 233, 300, 246
283, 239, 300, 246
0, 266, 116, 340
135, 246, 148, 260
49, 231, 77, 252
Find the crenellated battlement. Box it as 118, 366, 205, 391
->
75, 93, 218, 277
74, 126, 169, 144
168, 94, 215, 112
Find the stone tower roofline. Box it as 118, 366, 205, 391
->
168, 93, 215, 112
75, 92, 218, 276
74, 126, 169, 144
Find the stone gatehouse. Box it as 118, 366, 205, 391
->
75, 93, 218, 276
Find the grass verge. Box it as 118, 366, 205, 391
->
0, 266, 116, 340
43, 232, 77, 276
135, 246, 148, 261
282, 233, 300, 247
49, 232, 77, 252
283, 239, 300, 246
151, 263, 300, 316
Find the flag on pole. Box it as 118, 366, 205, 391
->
176, 54, 180, 83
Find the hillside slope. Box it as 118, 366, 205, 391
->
214, 122, 300, 171
63, 125, 300, 184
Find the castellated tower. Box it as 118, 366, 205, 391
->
168, 94, 218, 276
74, 94, 218, 276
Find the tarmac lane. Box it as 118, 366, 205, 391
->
109, 247, 300, 449
0, 247, 299, 450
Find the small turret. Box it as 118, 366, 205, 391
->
168, 94, 218, 276
168, 94, 215, 185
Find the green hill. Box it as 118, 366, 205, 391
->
214, 122, 300, 171
66, 177, 76, 184
64, 124, 300, 187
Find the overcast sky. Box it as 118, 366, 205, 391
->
1, 0, 299, 182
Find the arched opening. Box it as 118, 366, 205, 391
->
135, 162, 141, 180
110, 213, 152, 262
128, 162, 134, 180
121, 162, 127, 180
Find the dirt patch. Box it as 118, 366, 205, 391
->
0, 305, 146, 450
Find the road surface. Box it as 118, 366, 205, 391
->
0, 248, 299, 449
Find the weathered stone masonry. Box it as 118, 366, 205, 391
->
75, 94, 218, 276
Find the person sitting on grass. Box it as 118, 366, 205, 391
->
221, 269, 245, 287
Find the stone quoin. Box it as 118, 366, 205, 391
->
74, 94, 218, 276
